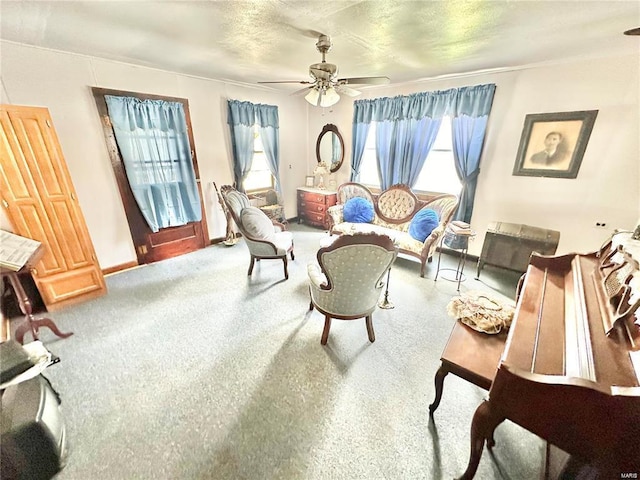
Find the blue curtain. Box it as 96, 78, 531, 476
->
353, 90, 452, 188
104, 95, 201, 233
349, 121, 371, 181
450, 84, 496, 223
227, 100, 280, 194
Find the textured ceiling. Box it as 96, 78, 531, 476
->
1, 1, 639, 91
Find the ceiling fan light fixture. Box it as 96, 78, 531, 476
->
319, 87, 340, 107
305, 88, 320, 106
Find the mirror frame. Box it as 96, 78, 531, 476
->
316, 124, 345, 173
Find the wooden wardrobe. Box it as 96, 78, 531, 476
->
0, 104, 106, 311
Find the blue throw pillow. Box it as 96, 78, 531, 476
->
409, 208, 439, 242
343, 197, 375, 223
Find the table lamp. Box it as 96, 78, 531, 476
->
313, 161, 330, 189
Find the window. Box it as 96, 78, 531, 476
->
359, 118, 461, 195
243, 130, 274, 192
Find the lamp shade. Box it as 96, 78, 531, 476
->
305, 86, 340, 107
305, 88, 320, 106
320, 87, 340, 107
313, 161, 330, 176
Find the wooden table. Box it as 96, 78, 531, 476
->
429, 321, 507, 415
1, 245, 73, 344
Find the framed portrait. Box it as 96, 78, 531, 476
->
305, 175, 314, 187
512, 110, 598, 178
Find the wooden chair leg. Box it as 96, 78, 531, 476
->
290, 249, 295, 260
366, 315, 375, 342
283, 256, 288, 280
247, 256, 256, 276
321, 316, 331, 345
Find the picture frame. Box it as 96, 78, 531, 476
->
512, 110, 598, 179
305, 175, 314, 188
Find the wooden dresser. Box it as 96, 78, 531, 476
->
296, 187, 337, 229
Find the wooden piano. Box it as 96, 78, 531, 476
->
459, 232, 640, 479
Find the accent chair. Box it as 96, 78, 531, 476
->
220, 185, 294, 280
307, 232, 397, 345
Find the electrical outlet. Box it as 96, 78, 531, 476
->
594, 222, 607, 228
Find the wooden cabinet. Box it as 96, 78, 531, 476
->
0, 105, 106, 311
297, 187, 337, 229
476, 221, 560, 278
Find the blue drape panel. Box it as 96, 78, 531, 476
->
353, 90, 453, 188
259, 123, 280, 193
450, 84, 496, 223
349, 120, 371, 181
104, 95, 202, 233
375, 121, 395, 189
227, 100, 281, 194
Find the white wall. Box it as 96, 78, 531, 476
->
0, 41, 309, 269
307, 54, 640, 257
2, 41, 638, 268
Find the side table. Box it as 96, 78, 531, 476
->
0, 245, 73, 345
434, 226, 475, 292
429, 320, 507, 416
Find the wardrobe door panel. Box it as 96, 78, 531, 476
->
0, 105, 106, 310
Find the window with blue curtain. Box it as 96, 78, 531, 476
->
227, 100, 281, 194
351, 84, 496, 223
104, 95, 202, 233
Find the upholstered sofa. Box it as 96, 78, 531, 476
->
327, 183, 458, 277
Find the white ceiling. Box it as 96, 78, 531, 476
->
1, 1, 639, 91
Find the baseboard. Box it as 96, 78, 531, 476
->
102, 261, 138, 276
210, 236, 229, 245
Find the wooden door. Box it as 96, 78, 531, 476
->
92, 88, 208, 264
0, 104, 106, 310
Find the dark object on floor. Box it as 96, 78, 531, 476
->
1, 375, 67, 480
0, 340, 34, 384
476, 221, 560, 279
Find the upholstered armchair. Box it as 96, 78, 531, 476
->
307, 233, 397, 345
220, 186, 294, 280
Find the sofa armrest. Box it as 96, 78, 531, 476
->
421, 223, 446, 253
327, 204, 344, 228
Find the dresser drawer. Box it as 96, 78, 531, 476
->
298, 191, 329, 204
302, 211, 326, 227
299, 200, 328, 214
297, 188, 336, 229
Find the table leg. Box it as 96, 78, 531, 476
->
456, 399, 505, 480
429, 363, 450, 415
456, 248, 468, 292
6, 272, 73, 344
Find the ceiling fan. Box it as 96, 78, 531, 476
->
258, 34, 390, 107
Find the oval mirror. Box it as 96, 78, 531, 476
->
316, 124, 344, 173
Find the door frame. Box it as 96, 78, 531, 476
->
91, 88, 209, 264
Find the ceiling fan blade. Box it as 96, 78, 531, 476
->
290, 86, 313, 97
338, 76, 390, 85
336, 85, 361, 97
258, 80, 312, 85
